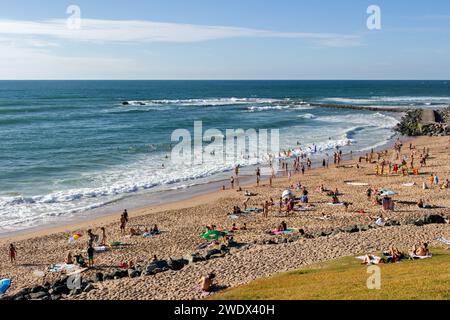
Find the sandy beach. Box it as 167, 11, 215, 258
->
1, 135, 449, 300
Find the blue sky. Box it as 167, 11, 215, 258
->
0, 0, 449, 79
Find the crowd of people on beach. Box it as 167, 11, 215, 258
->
4, 138, 449, 296
361, 242, 431, 265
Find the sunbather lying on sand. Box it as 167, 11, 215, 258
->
278, 221, 288, 232
130, 227, 142, 236
361, 254, 384, 265
232, 206, 242, 214
388, 246, 404, 263
417, 199, 437, 209
410, 243, 430, 257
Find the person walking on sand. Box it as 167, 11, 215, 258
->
230, 176, 235, 189
263, 201, 269, 218
87, 244, 95, 268
120, 214, 127, 235
9, 243, 17, 264
123, 209, 129, 222
100, 227, 107, 246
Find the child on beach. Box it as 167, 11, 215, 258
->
65, 251, 74, 264
100, 227, 107, 246
199, 273, 216, 293
9, 243, 17, 264
87, 244, 95, 268
120, 214, 127, 235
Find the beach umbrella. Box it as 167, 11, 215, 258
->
0, 278, 11, 295
282, 190, 294, 199
201, 230, 226, 240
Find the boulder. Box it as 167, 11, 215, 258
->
357, 225, 370, 232
145, 260, 169, 275
128, 269, 141, 278
49, 285, 69, 295
209, 253, 225, 260
205, 249, 221, 259
30, 285, 45, 293
330, 230, 341, 236
425, 215, 446, 224
50, 294, 61, 300
95, 272, 104, 282
29, 291, 48, 300
112, 270, 128, 279
414, 217, 426, 226
185, 253, 205, 264
342, 225, 359, 233
69, 288, 82, 296
83, 283, 95, 293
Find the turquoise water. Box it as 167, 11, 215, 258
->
1, 80, 449, 233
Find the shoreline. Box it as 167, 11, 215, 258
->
0, 132, 407, 242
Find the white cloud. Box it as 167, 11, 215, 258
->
0, 18, 361, 47
0, 18, 362, 79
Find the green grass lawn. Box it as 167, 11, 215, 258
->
212, 249, 450, 300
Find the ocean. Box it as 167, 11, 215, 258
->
1, 80, 449, 234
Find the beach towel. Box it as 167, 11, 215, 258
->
409, 254, 432, 260
327, 202, 344, 206
66, 267, 88, 277
47, 263, 79, 273
245, 208, 262, 213
201, 230, 226, 240
110, 241, 123, 247
94, 246, 108, 252
356, 255, 382, 264
346, 182, 369, 186
375, 218, 385, 227
228, 215, 239, 220
296, 207, 314, 212
435, 237, 450, 245
269, 228, 299, 235
402, 182, 415, 187
380, 189, 398, 196
0, 278, 11, 295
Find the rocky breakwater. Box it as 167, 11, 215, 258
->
395, 107, 450, 136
